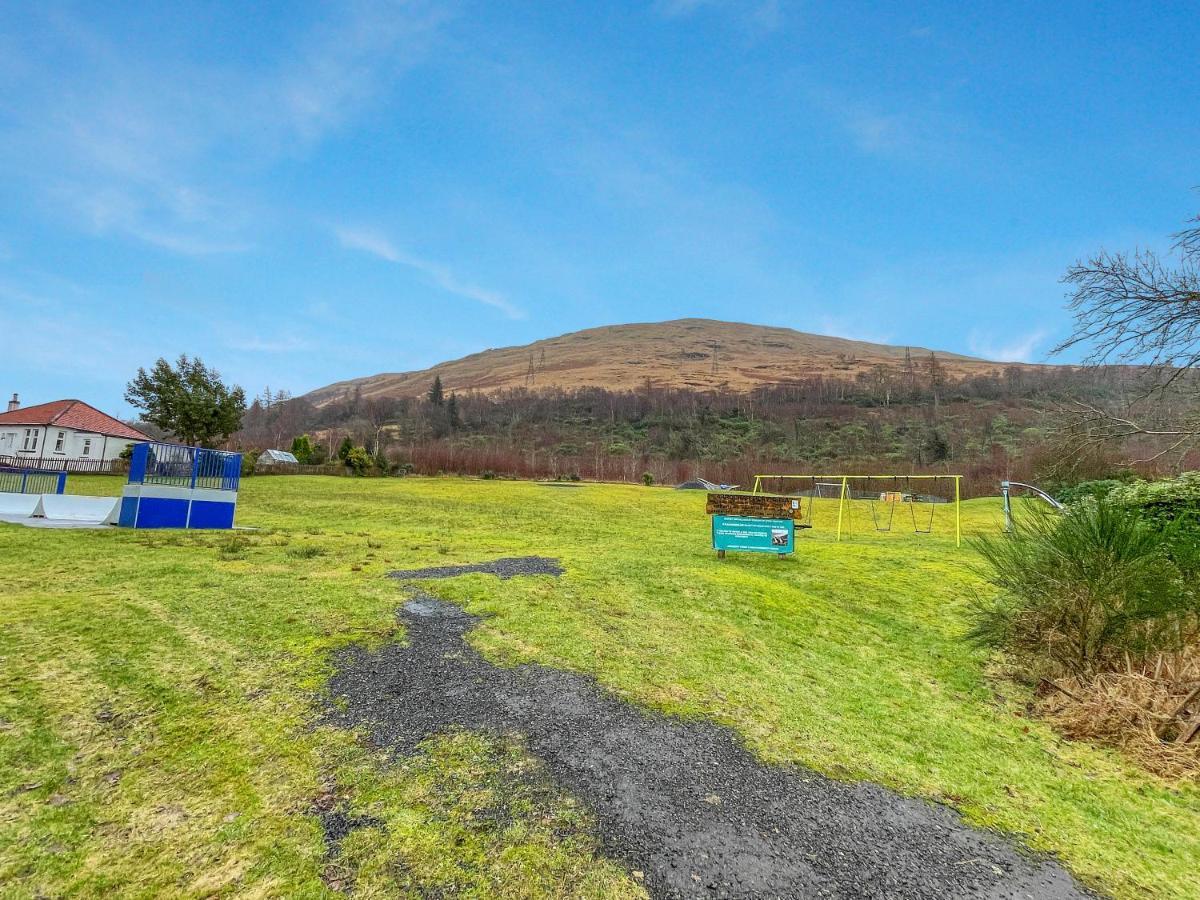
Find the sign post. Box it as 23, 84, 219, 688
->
712, 515, 794, 557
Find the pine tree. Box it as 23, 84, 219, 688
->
290, 434, 314, 464
337, 436, 353, 461
428, 376, 444, 406
447, 392, 460, 429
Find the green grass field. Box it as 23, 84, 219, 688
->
2, 476, 1198, 898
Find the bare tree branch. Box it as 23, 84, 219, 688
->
1049, 201, 1200, 467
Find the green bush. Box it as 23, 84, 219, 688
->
344, 446, 371, 476
240, 449, 260, 478
290, 435, 315, 465
642, 472, 654, 486
968, 501, 1198, 676
1054, 478, 1126, 505
1106, 471, 1200, 524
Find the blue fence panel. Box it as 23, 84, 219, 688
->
0, 468, 67, 494
126, 442, 241, 492
128, 443, 148, 483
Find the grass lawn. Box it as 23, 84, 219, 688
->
1, 475, 1198, 897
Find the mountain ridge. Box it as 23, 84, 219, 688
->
304, 318, 1043, 405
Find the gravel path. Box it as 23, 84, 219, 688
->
328, 597, 1095, 899
388, 556, 564, 580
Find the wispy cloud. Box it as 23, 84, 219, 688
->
843, 111, 914, 155
812, 314, 895, 346
336, 226, 524, 319
226, 334, 314, 354
807, 88, 919, 157
968, 328, 1049, 363
805, 86, 970, 161
2, 2, 450, 255
653, 0, 785, 32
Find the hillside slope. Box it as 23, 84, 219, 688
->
305, 318, 1029, 404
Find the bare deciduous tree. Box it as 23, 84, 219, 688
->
1052, 204, 1200, 465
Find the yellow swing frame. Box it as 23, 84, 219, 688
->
751, 474, 962, 547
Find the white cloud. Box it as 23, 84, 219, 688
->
335, 226, 524, 319
805, 86, 970, 161
812, 314, 895, 346
652, 0, 784, 31
654, 0, 721, 16
843, 111, 913, 155
967, 328, 1049, 363
226, 335, 314, 354
3, 2, 451, 255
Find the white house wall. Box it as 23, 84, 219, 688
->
0, 425, 135, 463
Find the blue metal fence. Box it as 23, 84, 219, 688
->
128, 442, 241, 492
0, 468, 67, 495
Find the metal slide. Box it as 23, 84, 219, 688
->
1000, 480, 1065, 532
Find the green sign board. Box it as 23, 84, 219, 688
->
712, 515, 794, 554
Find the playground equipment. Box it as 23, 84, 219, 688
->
751, 474, 963, 547
118, 442, 242, 529
0, 466, 119, 526
0, 492, 43, 518
0, 443, 242, 529
1000, 480, 1064, 532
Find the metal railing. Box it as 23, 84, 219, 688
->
0, 468, 67, 495
128, 442, 242, 492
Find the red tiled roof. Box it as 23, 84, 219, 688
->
0, 399, 150, 441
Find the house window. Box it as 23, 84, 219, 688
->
22, 428, 38, 452
82, 439, 92, 457
55, 431, 66, 453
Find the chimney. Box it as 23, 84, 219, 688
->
6, 393, 17, 413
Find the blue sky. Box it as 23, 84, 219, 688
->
1, 1, 1196, 415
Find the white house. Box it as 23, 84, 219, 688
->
0, 394, 150, 465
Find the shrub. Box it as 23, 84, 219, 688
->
968, 501, 1198, 676
344, 446, 371, 476
240, 449, 260, 478
480, 470, 497, 480
642, 472, 654, 486
290, 434, 315, 464
1055, 478, 1127, 505
1106, 471, 1200, 529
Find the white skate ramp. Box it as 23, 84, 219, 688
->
36, 494, 121, 524
0, 493, 40, 517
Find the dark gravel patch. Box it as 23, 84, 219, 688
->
328, 597, 1095, 899
311, 787, 383, 855
387, 556, 564, 580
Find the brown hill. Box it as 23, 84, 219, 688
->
304, 318, 1031, 405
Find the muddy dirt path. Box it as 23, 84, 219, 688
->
328, 595, 1094, 899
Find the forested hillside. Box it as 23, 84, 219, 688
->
238, 359, 1175, 497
